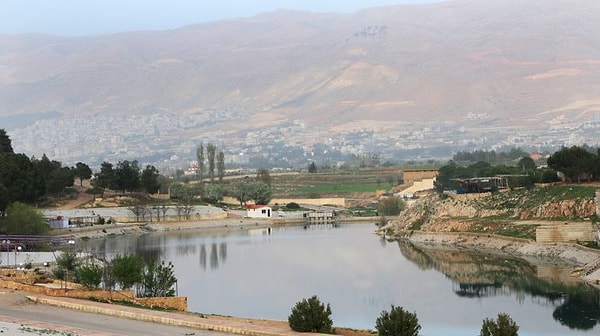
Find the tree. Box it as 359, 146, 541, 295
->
94, 161, 115, 197
53, 250, 79, 284
196, 143, 205, 180
138, 260, 177, 297
517, 156, 536, 171
202, 183, 223, 203
232, 181, 252, 206
0, 153, 45, 204
0, 185, 9, 218
377, 197, 406, 216
375, 305, 421, 336
169, 182, 189, 199
0, 202, 49, 235
114, 160, 141, 194
547, 146, 595, 183
0, 129, 13, 154
77, 263, 103, 289
256, 168, 271, 186
480, 313, 519, 336
111, 254, 143, 290
73, 162, 92, 186
308, 162, 317, 173
217, 151, 225, 183
140, 165, 161, 194
207, 143, 216, 182
247, 181, 272, 205
288, 295, 333, 333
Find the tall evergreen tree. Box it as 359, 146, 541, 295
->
0, 129, 13, 154
217, 151, 225, 183
94, 161, 115, 197
196, 143, 205, 180
73, 162, 93, 186
207, 143, 216, 182
140, 165, 161, 194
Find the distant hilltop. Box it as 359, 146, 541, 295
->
2, 0, 600, 166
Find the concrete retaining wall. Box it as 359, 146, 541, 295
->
536, 222, 596, 243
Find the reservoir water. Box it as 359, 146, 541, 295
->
83, 223, 600, 335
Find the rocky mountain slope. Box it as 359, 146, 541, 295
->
2, 0, 600, 132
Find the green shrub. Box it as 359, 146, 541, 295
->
377, 197, 406, 216
77, 263, 103, 289
480, 313, 519, 336
375, 305, 421, 336
285, 202, 300, 209
288, 295, 333, 333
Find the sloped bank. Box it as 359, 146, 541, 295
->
387, 230, 600, 287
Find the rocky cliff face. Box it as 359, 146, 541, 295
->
519, 199, 596, 219
390, 190, 597, 232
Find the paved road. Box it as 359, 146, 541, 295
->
0, 292, 223, 336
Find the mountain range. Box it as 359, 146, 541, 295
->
1, 0, 600, 168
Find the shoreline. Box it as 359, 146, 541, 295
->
57, 216, 381, 241
391, 230, 600, 288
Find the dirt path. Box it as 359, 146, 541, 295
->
56, 182, 94, 210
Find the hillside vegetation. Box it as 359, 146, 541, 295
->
388, 185, 599, 240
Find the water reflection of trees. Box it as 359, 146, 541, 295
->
398, 241, 600, 330
198, 243, 227, 270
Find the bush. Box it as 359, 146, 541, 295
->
77, 263, 103, 289
375, 305, 421, 336
288, 295, 333, 333
480, 313, 519, 336
285, 202, 300, 210
111, 254, 143, 290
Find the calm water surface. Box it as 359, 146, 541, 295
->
84, 223, 600, 336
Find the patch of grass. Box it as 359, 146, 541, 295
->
269, 171, 400, 197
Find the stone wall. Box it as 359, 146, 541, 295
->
222, 197, 347, 208
0, 271, 187, 311
112, 211, 227, 223
270, 198, 346, 207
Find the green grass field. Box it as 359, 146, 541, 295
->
270, 171, 401, 197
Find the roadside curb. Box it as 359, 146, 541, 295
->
27, 295, 328, 336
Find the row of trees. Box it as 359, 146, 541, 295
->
435, 145, 600, 192
196, 142, 225, 182
288, 295, 519, 335
169, 173, 273, 206
92, 160, 161, 197
55, 251, 177, 298
546, 145, 600, 183
0, 129, 88, 217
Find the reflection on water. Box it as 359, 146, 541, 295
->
398, 241, 600, 331
83, 224, 600, 335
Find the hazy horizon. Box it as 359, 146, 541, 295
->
0, 0, 443, 36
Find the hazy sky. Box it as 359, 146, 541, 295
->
0, 0, 442, 36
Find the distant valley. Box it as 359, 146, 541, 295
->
2, 0, 600, 170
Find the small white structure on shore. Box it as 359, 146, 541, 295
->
48, 216, 69, 229
246, 204, 272, 218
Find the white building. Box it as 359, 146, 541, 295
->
246, 204, 272, 218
